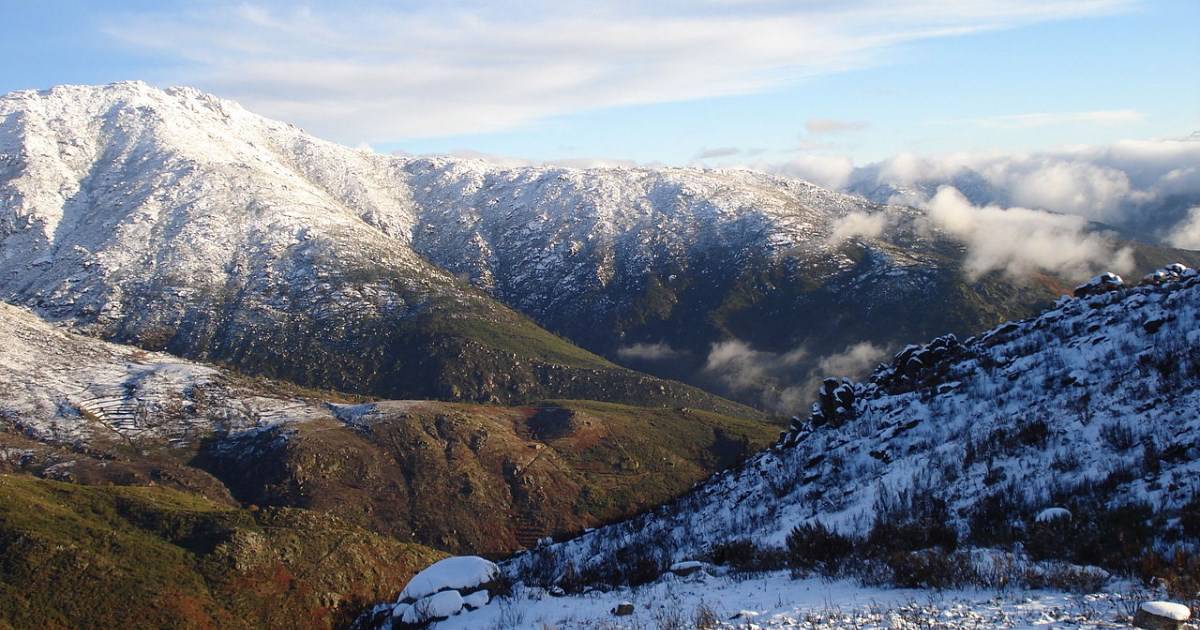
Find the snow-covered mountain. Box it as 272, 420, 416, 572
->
3, 82, 1196, 412
500, 265, 1200, 585
0, 82, 753, 414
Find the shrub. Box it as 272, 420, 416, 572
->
884, 549, 973, 589
1137, 550, 1200, 604
1099, 421, 1137, 451
1181, 496, 1200, 540
707, 539, 784, 573
866, 485, 958, 556
1023, 562, 1110, 594
967, 488, 1024, 548
693, 602, 720, 629
786, 522, 855, 575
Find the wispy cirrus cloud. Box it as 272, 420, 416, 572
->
100, 0, 1134, 144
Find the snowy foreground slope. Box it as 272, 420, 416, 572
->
381, 267, 1200, 628
507, 266, 1200, 572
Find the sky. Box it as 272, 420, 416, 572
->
1, 0, 1196, 166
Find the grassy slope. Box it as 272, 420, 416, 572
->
195, 399, 778, 555
0, 475, 443, 630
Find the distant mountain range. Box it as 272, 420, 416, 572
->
3, 82, 1195, 412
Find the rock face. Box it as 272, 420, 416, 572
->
1134, 601, 1191, 630
388, 556, 500, 627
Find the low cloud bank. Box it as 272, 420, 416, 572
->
703, 340, 887, 413
827, 211, 888, 245
615, 342, 686, 362
1167, 207, 1200, 250
922, 186, 1134, 281
764, 136, 1200, 246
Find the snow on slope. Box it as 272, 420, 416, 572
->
505, 266, 1200, 578
0, 83, 931, 352
0, 301, 333, 446
0, 81, 911, 334
400, 156, 897, 312
0, 81, 452, 327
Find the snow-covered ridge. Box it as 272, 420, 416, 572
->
506, 265, 1200, 578
0, 82, 898, 338
0, 301, 333, 445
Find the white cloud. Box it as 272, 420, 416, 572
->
704, 340, 808, 395
1167, 207, 1200, 250
922, 186, 1134, 281
766, 154, 856, 189
101, 1, 1132, 144
616, 342, 686, 361
775, 135, 1200, 234
805, 118, 869, 134
702, 340, 887, 412
778, 341, 888, 410
827, 211, 888, 245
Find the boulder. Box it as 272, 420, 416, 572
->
1073, 272, 1124, 298
392, 556, 500, 627
401, 590, 463, 625
613, 602, 635, 616
669, 560, 705, 577
1134, 601, 1190, 630
1034, 507, 1072, 523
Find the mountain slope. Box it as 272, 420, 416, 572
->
0, 474, 445, 629
0, 301, 775, 555
0, 82, 753, 416
503, 265, 1200, 585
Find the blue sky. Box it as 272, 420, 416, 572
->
1, 0, 1196, 165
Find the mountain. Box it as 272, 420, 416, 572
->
0, 301, 775, 556
5, 83, 1196, 414
481, 265, 1200, 601
0, 82, 753, 416
399, 157, 1200, 409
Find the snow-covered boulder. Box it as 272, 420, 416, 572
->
1140, 264, 1194, 287
1134, 601, 1190, 630
1073, 272, 1124, 298
1034, 507, 1072, 523
669, 560, 706, 577
392, 556, 500, 626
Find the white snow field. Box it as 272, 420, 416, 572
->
428, 571, 1173, 629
